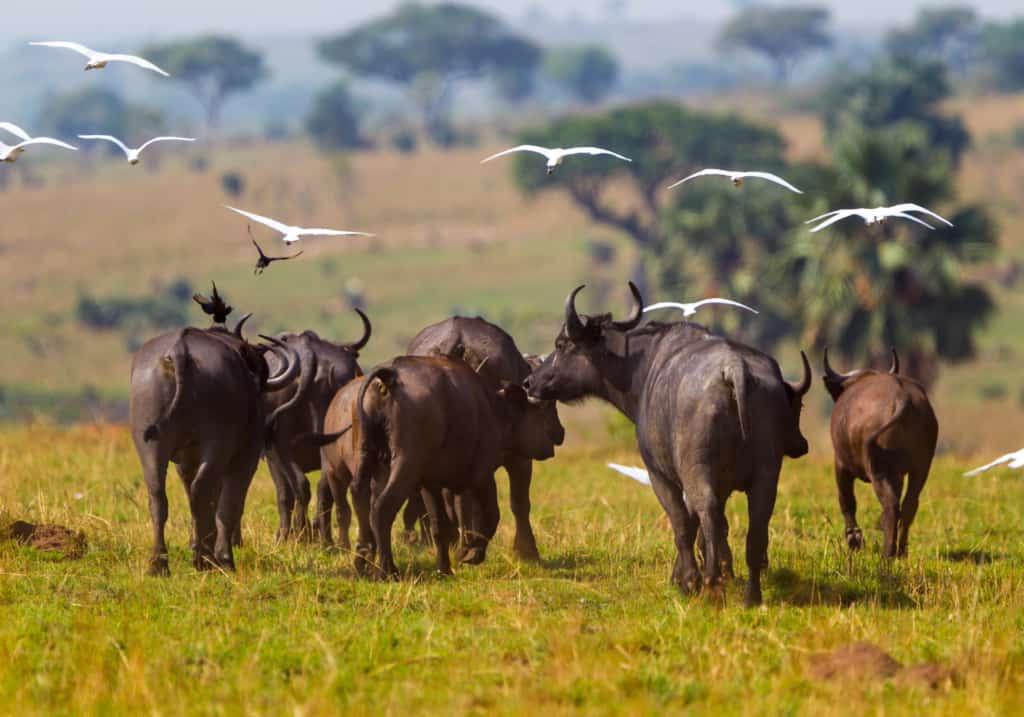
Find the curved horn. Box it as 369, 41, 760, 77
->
788, 350, 812, 396
564, 285, 586, 339
233, 312, 253, 340
346, 308, 372, 352
266, 339, 319, 427
823, 346, 840, 382
610, 281, 643, 331
889, 347, 900, 374
261, 335, 301, 390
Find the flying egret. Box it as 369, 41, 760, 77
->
77, 134, 194, 165
806, 204, 953, 233
481, 144, 631, 175
965, 448, 1024, 476
643, 299, 759, 318
668, 168, 803, 193
29, 41, 169, 76
0, 122, 76, 162
225, 206, 374, 245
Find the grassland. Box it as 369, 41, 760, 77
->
2, 423, 1024, 715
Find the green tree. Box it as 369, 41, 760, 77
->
143, 35, 267, 130
884, 6, 980, 74
37, 87, 164, 148
718, 5, 832, 83
542, 46, 620, 104
305, 81, 367, 151
981, 19, 1024, 92
317, 2, 540, 142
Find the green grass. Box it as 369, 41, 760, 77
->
2, 422, 1024, 715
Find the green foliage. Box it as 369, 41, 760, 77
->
305, 81, 367, 151
718, 5, 832, 81
884, 5, 981, 73
36, 88, 163, 147
76, 280, 193, 333
981, 19, 1024, 92
144, 35, 267, 128
542, 45, 621, 104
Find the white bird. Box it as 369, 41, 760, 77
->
0, 122, 76, 162
29, 41, 169, 76
481, 144, 632, 175
225, 206, 374, 245
643, 299, 759, 318
78, 135, 195, 165
668, 168, 803, 193
806, 204, 954, 233
965, 448, 1024, 476
607, 463, 652, 486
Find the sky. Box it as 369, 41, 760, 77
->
2, 0, 1020, 38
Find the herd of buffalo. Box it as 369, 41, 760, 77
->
128, 280, 937, 605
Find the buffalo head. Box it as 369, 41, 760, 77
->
822, 347, 899, 402
496, 381, 563, 460
523, 282, 643, 403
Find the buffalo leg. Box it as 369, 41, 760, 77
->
266, 452, 296, 541
898, 464, 930, 558
290, 468, 313, 540
506, 457, 540, 561
744, 468, 780, 606
870, 472, 903, 558
420, 486, 454, 575
188, 461, 220, 571
370, 462, 412, 579
314, 477, 335, 546
402, 493, 429, 545
214, 468, 251, 571
140, 448, 171, 576
694, 493, 727, 595
835, 464, 862, 550
350, 471, 376, 576
461, 474, 500, 565
648, 470, 700, 594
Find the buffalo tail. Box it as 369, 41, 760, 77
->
143, 331, 189, 442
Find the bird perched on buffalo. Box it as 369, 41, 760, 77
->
192, 282, 233, 325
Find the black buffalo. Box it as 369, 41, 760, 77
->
524, 283, 811, 605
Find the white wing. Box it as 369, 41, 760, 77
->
295, 228, 375, 238
0, 122, 32, 141
686, 298, 760, 315
13, 137, 77, 151
644, 301, 697, 316
104, 54, 170, 76
560, 146, 632, 162
965, 449, 1024, 476
807, 210, 862, 233
607, 463, 652, 486
741, 171, 804, 194
137, 136, 195, 152
29, 41, 95, 58
804, 208, 847, 224
224, 206, 293, 234
667, 168, 734, 189
78, 134, 131, 157
885, 203, 954, 227
480, 145, 554, 163
886, 211, 935, 230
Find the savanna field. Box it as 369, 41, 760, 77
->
4, 91, 1024, 714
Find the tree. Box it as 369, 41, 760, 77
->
718, 5, 832, 83
143, 35, 267, 131
509, 101, 787, 292
981, 19, 1024, 92
542, 46, 620, 104
37, 87, 164, 148
884, 6, 981, 74
306, 81, 367, 151
317, 2, 540, 142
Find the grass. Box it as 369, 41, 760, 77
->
2, 421, 1024, 714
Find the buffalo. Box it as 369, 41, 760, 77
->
823, 349, 938, 557
406, 316, 565, 560
130, 316, 304, 575
524, 283, 811, 605
262, 309, 371, 542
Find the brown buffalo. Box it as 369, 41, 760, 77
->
823, 349, 938, 557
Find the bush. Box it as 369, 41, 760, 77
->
390, 129, 418, 154
220, 171, 245, 198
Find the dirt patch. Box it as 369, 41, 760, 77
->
2, 520, 87, 559
807, 642, 902, 681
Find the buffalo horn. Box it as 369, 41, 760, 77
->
261, 334, 301, 390
233, 312, 253, 340
346, 308, 372, 352
610, 281, 644, 331
564, 285, 587, 339
889, 347, 900, 374
788, 350, 812, 396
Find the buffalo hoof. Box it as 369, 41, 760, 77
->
147, 557, 170, 577
214, 553, 236, 571
460, 546, 487, 565
676, 574, 702, 596
846, 527, 864, 551
744, 586, 763, 607
193, 554, 216, 571
354, 553, 375, 578
513, 536, 541, 562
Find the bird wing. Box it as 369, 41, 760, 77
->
0, 122, 32, 141
78, 134, 130, 156
13, 137, 77, 151
224, 206, 292, 234
137, 136, 196, 152
886, 211, 935, 230
296, 228, 375, 238
643, 301, 697, 316
804, 208, 846, 224
480, 145, 554, 163
688, 298, 760, 315
104, 54, 170, 76
965, 449, 1024, 476
29, 41, 95, 58
807, 210, 858, 233
741, 171, 804, 194
607, 463, 652, 486
666, 168, 732, 189
886, 203, 954, 227
561, 146, 632, 161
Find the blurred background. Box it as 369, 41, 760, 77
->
1, 0, 1022, 457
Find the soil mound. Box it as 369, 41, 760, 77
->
2, 520, 87, 559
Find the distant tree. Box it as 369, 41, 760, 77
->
317, 2, 540, 143
306, 81, 367, 151
718, 5, 832, 82
884, 6, 980, 74
542, 46, 620, 104
143, 35, 267, 131
981, 19, 1024, 92
37, 87, 164, 148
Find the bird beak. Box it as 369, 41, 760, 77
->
733, 178, 743, 187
